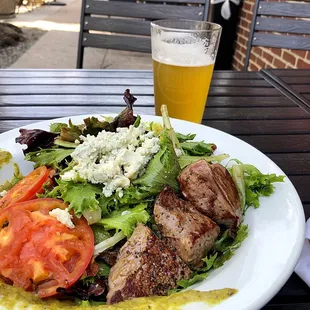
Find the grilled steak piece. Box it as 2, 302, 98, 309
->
154, 186, 220, 269
178, 160, 242, 229
106, 224, 192, 304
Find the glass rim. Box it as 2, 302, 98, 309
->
151, 19, 222, 33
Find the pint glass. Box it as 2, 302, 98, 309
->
151, 20, 222, 123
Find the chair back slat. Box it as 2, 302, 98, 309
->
255, 17, 310, 35
253, 33, 310, 51
244, 0, 310, 70
83, 33, 151, 53
108, 0, 205, 3
84, 17, 151, 36
85, 0, 204, 20
258, 2, 310, 18
77, 0, 209, 68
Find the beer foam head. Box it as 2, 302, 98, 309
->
152, 32, 215, 67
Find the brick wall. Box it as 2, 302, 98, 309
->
232, 0, 310, 71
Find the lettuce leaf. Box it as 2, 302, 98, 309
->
181, 141, 216, 156
97, 203, 150, 237
0, 163, 23, 192
178, 154, 229, 169
228, 161, 285, 210
25, 148, 73, 169
175, 132, 196, 142
133, 130, 181, 194
50, 122, 68, 133
46, 180, 102, 218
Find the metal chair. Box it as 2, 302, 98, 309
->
77, 0, 210, 68
244, 0, 310, 70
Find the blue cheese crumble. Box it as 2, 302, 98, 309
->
61, 123, 160, 197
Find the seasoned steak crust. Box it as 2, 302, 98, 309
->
178, 160, 242, 228
154, 186, 220, 269
106, 224, 192, 304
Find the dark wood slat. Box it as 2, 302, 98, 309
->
288, 175, 310, 202
206, 96, 294, 107
85, 0, 204, 20
268, 70, 310, 78
0, 85, 282, 96
84, 17, 151, 36
0, 95, 295, 107
267, 153, 310, 175
0, 70, 261, 79
82, 33, 151, 53
0, 95, 294, 107
204, 120, 310, 135
237, 135, 310, 153
204, 107, 310, 120
0, 85, 155, 95
1, 106, 309, 120
0, 78, 270, 87
253, 33, 310, 51
0, 78, 154, 86
258, 2, 310, 18
0, 70, 154, 79
0, 95, 155, 106
0, 120, 38, 133
263, 304, 310, 310
131, 0, 205, 3
0, 106, 154, 119
292, 85, 310, 94
281, 77, 310, 85
255, 17, 310, 35
261, 70, 310, 115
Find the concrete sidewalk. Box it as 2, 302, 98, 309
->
7, 0, 152, 69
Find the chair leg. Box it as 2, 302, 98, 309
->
76, 46, 84, 69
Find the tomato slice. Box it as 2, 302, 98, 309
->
0, 166, 49, 209
0, 198, 94, 298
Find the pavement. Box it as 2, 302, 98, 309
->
4, 0, 152, 69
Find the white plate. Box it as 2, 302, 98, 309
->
0, 114, 305, 310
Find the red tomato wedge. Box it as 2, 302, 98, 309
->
0, 166, 50, 209
0, 198, 94, 298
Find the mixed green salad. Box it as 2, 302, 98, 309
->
0, 91, 285, 305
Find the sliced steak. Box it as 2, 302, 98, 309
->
106, 224, 192, 304
154, 186, 220, 269
178, 160, 242, 228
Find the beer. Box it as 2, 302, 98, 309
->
151, 20, 221, 123
153, 59, 215, 123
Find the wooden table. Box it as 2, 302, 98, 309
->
0, 69, 309, 309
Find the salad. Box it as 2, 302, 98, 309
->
0, 90, 284, 306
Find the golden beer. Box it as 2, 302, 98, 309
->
151, 20, 221, 123
153, 60, 215, 123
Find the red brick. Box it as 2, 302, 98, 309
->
252, 47, 262, 57
291, 50, 307, 59
250, 62, 260, 71
243, 2, 253, 12
250, 54, 256, 62
255, 57, 266, 69
235, 50, 244, 62
238, 37, 247, 46
262, 51, 274, 64
270, 48, 282, 57
273, 58, 286, 68
240, 19, 249, 29
296, 58, 310, 69
282, 51, 297, 66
